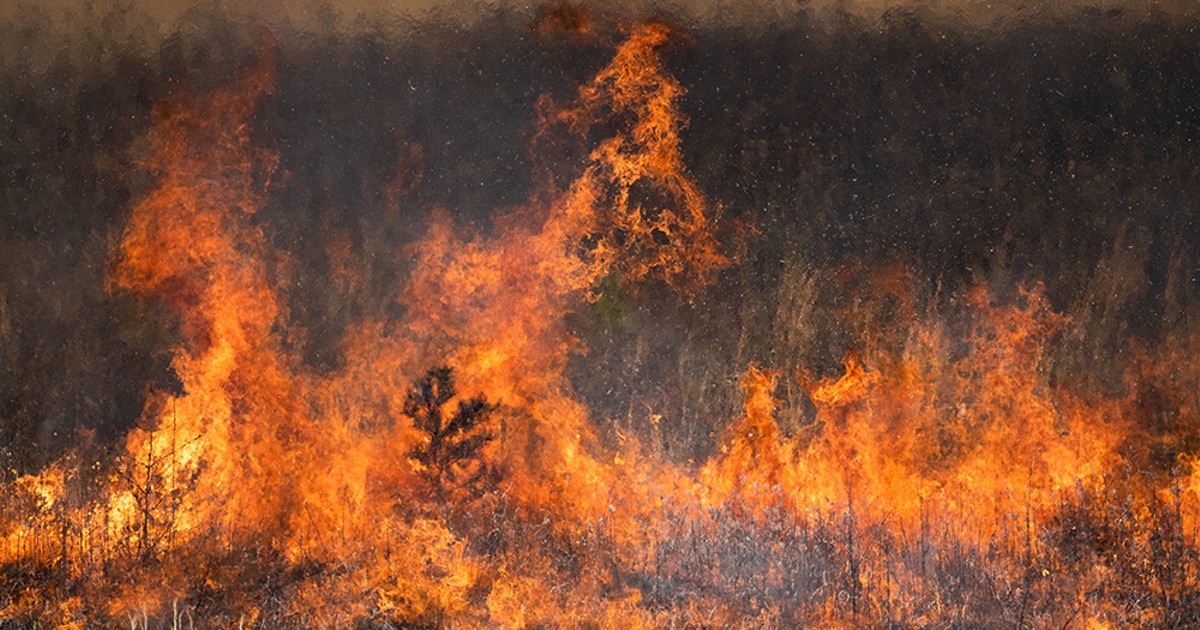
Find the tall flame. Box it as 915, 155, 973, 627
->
1, 20, 1198, 629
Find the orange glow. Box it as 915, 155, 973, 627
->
1, 21, 1198, 629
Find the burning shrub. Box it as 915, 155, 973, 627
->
404, 366, 498, 504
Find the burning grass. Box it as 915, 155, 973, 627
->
3, 10, 1200, 629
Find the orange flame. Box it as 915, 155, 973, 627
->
1, 21, 1198, 629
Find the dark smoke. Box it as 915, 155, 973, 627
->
1, 1, 1198, 474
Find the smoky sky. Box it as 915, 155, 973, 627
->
4, 0, 1197, 33
1, 1, 1198, 472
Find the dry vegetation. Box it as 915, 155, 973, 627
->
2, 3, 1200, 627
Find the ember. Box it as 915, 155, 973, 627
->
2, 2, 1200, 627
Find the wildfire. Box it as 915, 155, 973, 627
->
1, 14, 1198, 630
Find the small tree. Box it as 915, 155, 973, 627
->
405, 366, 496, 502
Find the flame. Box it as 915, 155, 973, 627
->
701, 285, 1128, 532
1, 20, 1198, 629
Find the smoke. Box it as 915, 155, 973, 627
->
0, 0, 1197, 476
3, 2, 1200, 626
3, 0, 1196, 35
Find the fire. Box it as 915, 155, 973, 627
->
2, 15, 1199, 629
